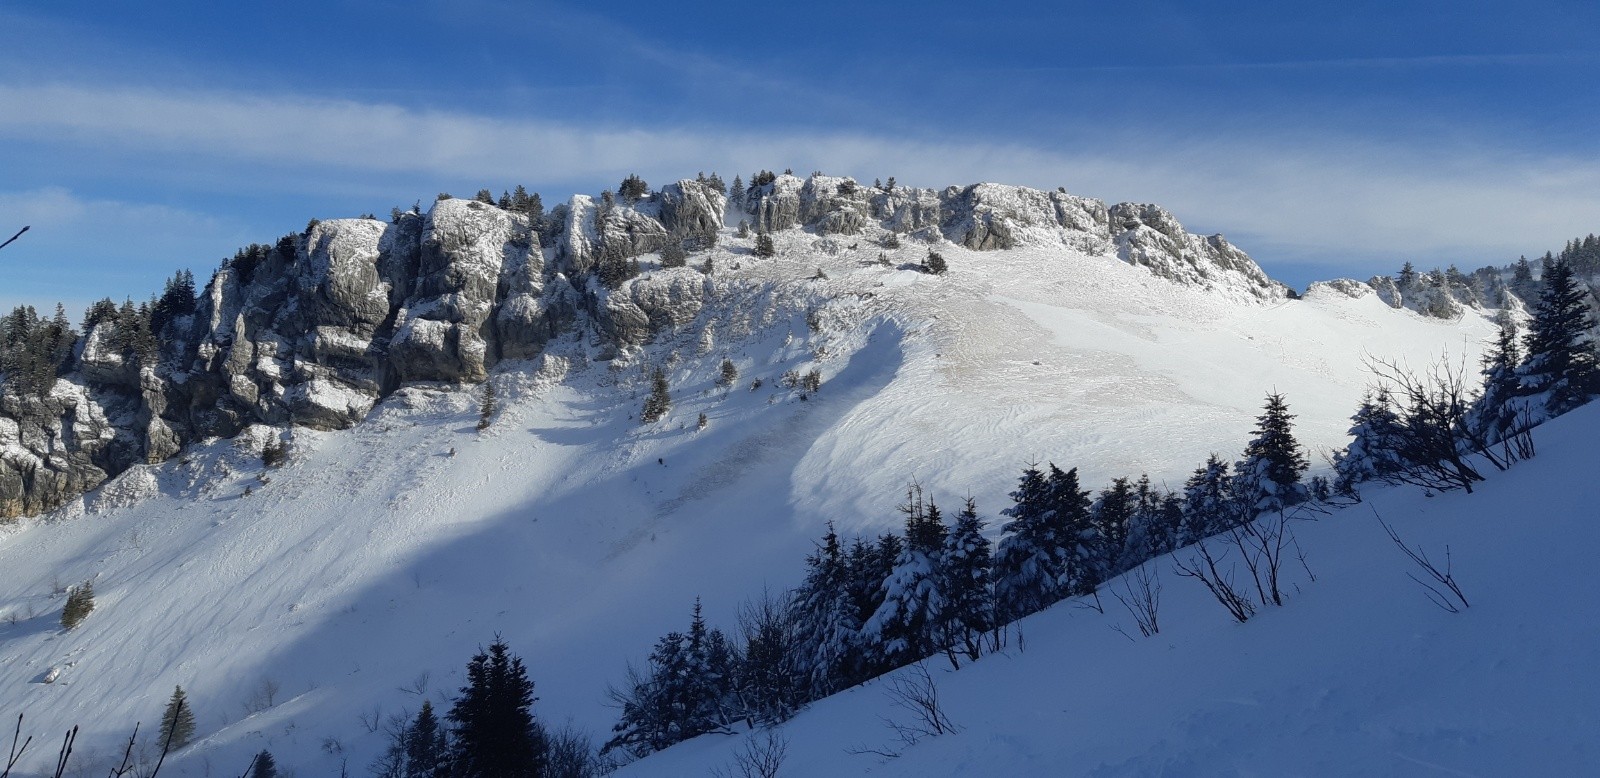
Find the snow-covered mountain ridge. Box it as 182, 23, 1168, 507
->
0, 173, 1517, 775
0, 176, 1288, 521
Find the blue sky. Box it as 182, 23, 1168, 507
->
3, 0, 1599, 314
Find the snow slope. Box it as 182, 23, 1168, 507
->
0, 235, 1499, 775
630, 403, 1600, 777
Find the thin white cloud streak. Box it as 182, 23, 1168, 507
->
4, 82, 1598, 268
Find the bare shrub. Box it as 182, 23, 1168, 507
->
1172, 540, 1256, 623
1111, 562, 1161, 638
1375, 509, 1469, 613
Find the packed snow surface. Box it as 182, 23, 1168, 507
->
0, 238, 1509, 775
630, 403, 1600, 776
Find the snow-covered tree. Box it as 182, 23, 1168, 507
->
642, 369, 670, 423
1520, 257, 1599, 416
1181, 454, 1235, 543
1089, 478, 1135, 580
993, 465, 1062, 620
1470, 311, 1526, 441
863, 487, 948, 670
937, 498, 994, 666
605, 601, 737, 759
1333, 388, 1407, 497
789, 524, 859, 696
1235, 392, 1309, 515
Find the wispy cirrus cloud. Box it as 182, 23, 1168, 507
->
4, 81, 1598, 281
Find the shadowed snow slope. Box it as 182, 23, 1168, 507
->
0, 236, 1502, 776
627, 403, 1600, 776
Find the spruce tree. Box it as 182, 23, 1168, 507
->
249, 750, 278, 778
641, 369, 671, 423
938, 498, 994, 665
717, 358, 738, 386
789, 523, 858, 697
1520, 257, 1599, 415
1235, 392, 1309, 515
753, 233, 776, 258
60, 579, 94, 630
448, 638, 548, 777
160, 685, 196, 749
1180, 454, 1233, 543
1472, 311, 1524, 441
477, 383, 496, 431
1090, 478, 1135, 580
863, 487, 948, 669
993, 465, 1060, 620
1332, 389, 1407, 497
405, 699, 450, 778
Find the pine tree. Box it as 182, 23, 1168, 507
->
641, 369, 670, 423
923, 250, 947, 275
619, 174, 649, 203
605, 602, 738, 758
863, 486, 948, 669
477, 382, 496, 431
1472, 311, 1526, 441
938, 498, 994, 666
1520, 257, 1599, 415
717, 358, 738, 386
61, 579, 94, 630
1235, 392, 1309, 515
449, 638, 547, 777
789, 523, 859, 697
249, 750, 278, 778
405, 700, 450, 778
1090, 478, 1135, 579
753, 233, 776, 258
475, 189, 495, 204
1181, 454, 1234, 542
993, 465, 1060, 620
729, 175, 745, 211
160, 685, 196, 749
1332, 389, 1407, 497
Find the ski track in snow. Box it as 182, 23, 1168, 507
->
0, 235, 1514, 775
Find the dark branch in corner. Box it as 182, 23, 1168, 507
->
0, 226, 28, 252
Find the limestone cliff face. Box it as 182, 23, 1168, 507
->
1, 175, 1290, 518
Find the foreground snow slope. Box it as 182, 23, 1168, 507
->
0, 239, 1494, 775
632, 403, 1600, 776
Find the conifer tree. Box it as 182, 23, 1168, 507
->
1520, 257, 1599, 415
1235, 392, 1309, 515
448, 638, 548, 777
1090, 478, 1135, 580
61, 579, 94, 630
863, 487, 948, 668
993, 465, 1060, 620
641, 369, 670, 423
717, 358, 738, 386
729, 175, 745, 211
405, 699, 450, 778
249, 750, 278, 778
789, 523, 858, 696
938, 498, 994, 665
754, 233, 776, 258
160, 685, 196, 749
477, 382, 496, 431
1472, 311, 1524, 441
1181, 454, 1234, 543
1332, 389, 1407, 497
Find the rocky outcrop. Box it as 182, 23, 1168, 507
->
940, 183, 1110, 252
1109, 203, 1290, 303
1, 175, 1294, 518
747, 174, 805, 233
